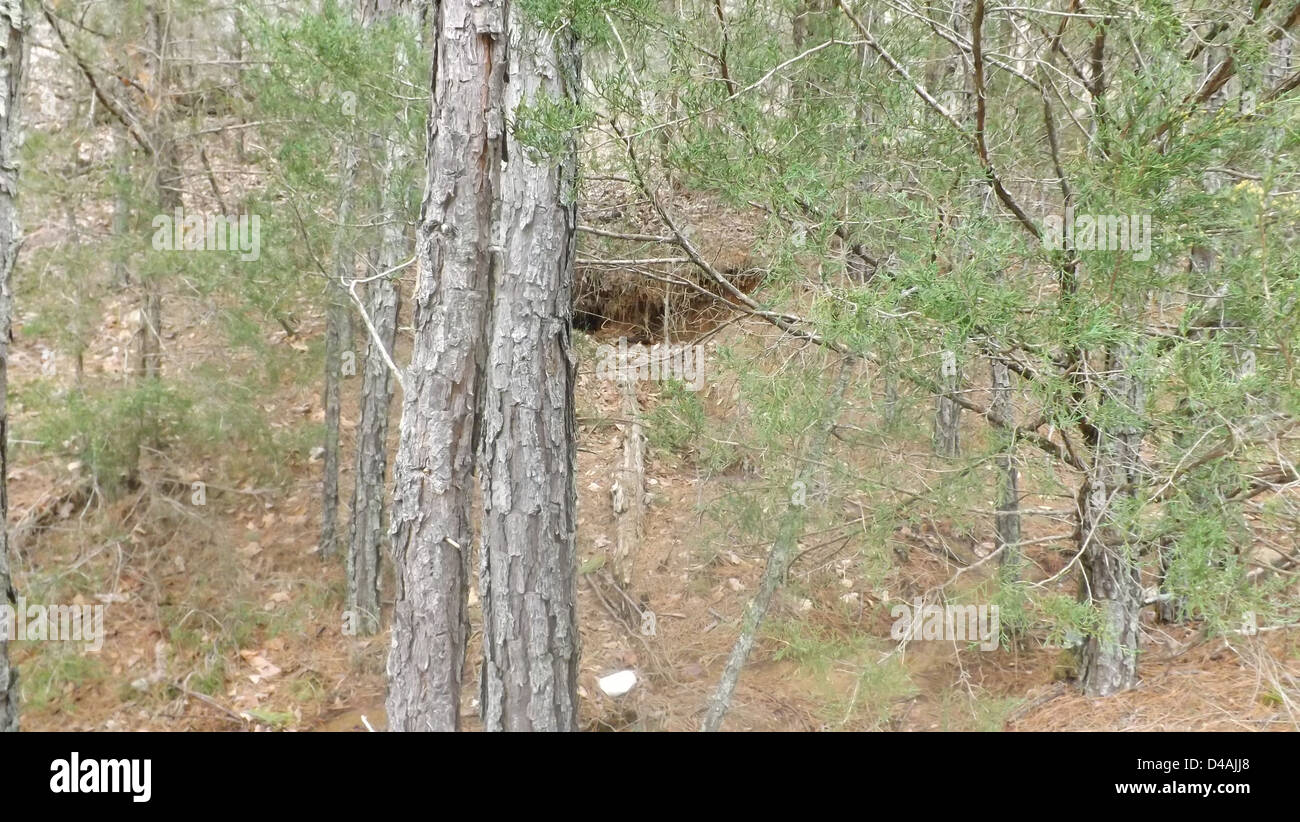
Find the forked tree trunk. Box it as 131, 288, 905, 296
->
0, 0, 23, 734
477, 8, 581, 732
387, 0, 504, 732
1078, 343, 1146, 696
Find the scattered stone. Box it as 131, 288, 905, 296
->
597, 670, 637, 697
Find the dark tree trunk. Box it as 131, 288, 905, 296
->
387, 0, 504, 731
0, 0, 23, 734
476, 9, 582, 732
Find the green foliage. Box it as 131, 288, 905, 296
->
20, 648, 108, 714
580, 0, 1300, 679
512, 98, 594, 162
517, 0, 655, 44
645, 380, 706, 455
19, 380, 192, 492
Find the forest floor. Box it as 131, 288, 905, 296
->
7, 5, 1297, 734
7, 281, 1299, 732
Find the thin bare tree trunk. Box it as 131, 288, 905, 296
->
990, 358, 1021, 575
477, 8, 581, 732
609, 373, 644, 589
387, 0, 505, 732
702, 361, 851, 731
321, 141, 359, 561
932, 1, 973, 459
112, 128, 129, 289
0, 0, 23, 735
934, 349, 961, 457
346, 0, 411, 634
140, 2, 175, 383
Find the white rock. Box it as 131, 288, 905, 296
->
597, 670, 637, 697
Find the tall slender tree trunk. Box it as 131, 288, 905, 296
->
703, 362, 851, 731
477, 9, 581, 732
931, 1, 974, 460
934, 349, 961, 457
112, 129, 130, 289
1078, 343, 1147, 696
321, 141, 359, 561
346, 248, 398, 633
0, 0, 24, 734
346, 0, 411, 634
387, 0, 505, 731
990, 357, 1021, 576
140, 2, 175, 383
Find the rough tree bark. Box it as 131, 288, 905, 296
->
387, 0, 505, 731
346, 0, 411, 635
477, 7, 581, 732
1078, 343, 1147, 696
346, 249, 398, 634
0, 0, 23, 734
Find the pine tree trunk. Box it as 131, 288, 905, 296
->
990, 358, 1021, 575
387, 0, 504, 731
346, 263, 398, 634
934, 349, 961, 457
346, 0, 411, 635
321, 143, 358, 561
1078, 343, 1146, 696
0, 0, 23, 734
477, 9, 581, 732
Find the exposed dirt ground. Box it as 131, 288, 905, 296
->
7, 290, 1298, 733
7, 9, 1296, 734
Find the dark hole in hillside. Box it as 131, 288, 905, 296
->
573, 264, 762, 345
